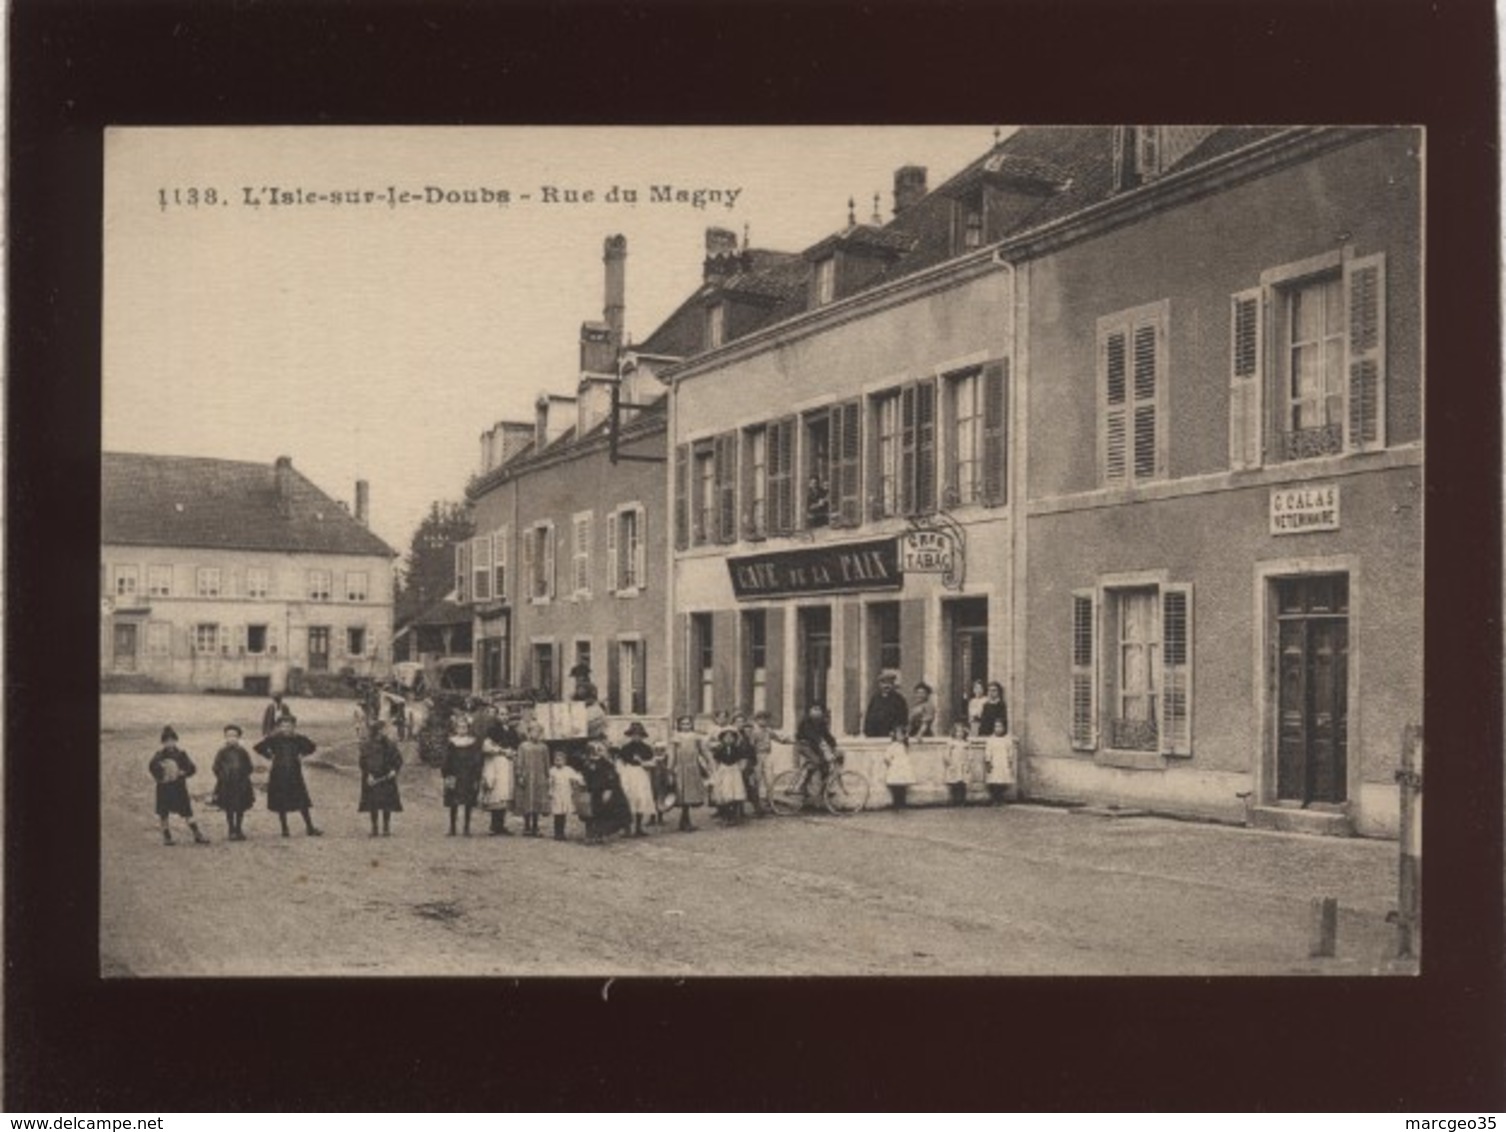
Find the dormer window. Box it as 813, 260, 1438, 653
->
707, 301, 726, 349
956, 192, 984, 251
814, 257, 836, 306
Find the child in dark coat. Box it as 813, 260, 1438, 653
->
253, 715, 323, 837
358, 719, 404, 836
211, 723, 256, 841
150, 726, 209, 845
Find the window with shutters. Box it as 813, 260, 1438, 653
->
869, 602, 901, 675
571, 511, 593, 598
1238, 252, 1388, 465
1072, 583, 1193, 757
674, 444, 690, 550
871, 380, 938, 517
526, 522, 555, 602
743, 426, 768, 539
148, 564, 174, 597
246, 624, 268, 655
245, 567, 269, 599
609, 504, 645, 593
193, 622, 221, 654
802, 412, 832, 528
198, 567, 223, 598
1098, 302, 1167, 487
307, 626, 331, 670
693, 443, 716, 546
346, 571, 369, 603
113, 564, 139, 598
945, 370, 983, 506
467, 535, 490, 602
346, 626, 367, 657
305, 569, 329, 602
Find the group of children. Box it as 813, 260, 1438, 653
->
148, 696, 1019, 847
148, 712, 327, 845
881, 717, 1017, 809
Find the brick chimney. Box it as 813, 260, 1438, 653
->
354, 479, 369, 526
274, 456, 294, 516
703, 226, 740, 282
893, 165, 927, 216
603, 234, 627, 351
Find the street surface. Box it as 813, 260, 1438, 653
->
101, 693, 1413, 977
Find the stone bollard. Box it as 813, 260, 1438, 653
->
1309, 896, 1338, 958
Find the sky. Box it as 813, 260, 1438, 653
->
103, 126, 999, 557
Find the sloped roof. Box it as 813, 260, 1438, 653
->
399, 596, 470, 631
645, 125, 1305, 359
102, 452, 397, 557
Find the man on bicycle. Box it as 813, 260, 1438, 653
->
795, 703, 840, 786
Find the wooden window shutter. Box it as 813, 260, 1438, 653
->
1229, 289, 1264, 470
607, 640, 621, 714
495, 527, 508, 601
739, 429, 755, 538
1344, 253, 1386, 452
1131, 321, 1159, 480
674, 444, 690, 550
236, 623, 248, 655
712, 610, 736, 714
454, 542, 468, 604
769, 417, 795, 535
1160, 584, 1192, 756
605, 511, 619, 594
916, 379, 937, 513
522, 528, 536, 599
543, 523, 556, 599
633, 507, 647, 591
266, 623, 280, 657
981, 359, 1009, 506
899, 383, 918, 514
716, 431, 738, 544
1101, 328, 1129, 485
834, 399, 862, 527
473, 536, 492, 603
1071, 591, 1098, 750
633, 638, 647, 715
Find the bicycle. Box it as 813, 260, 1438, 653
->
768, 751, 869, 816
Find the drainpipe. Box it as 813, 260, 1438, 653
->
665, 371, 679, 731
990, 249, 1025, 799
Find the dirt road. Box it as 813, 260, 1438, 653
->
100, 694, 1410, 977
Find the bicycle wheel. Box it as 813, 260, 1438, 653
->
824, 769, 869, 815
767, 770, 808, 816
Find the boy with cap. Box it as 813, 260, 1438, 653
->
149, 726, 210, 845
211, 723, 256, 841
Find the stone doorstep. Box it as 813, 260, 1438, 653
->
1248, 804, 1354, 838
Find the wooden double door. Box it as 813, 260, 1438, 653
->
1275, 574, 1349, 805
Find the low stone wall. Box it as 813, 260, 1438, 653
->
766, 737, 995, 809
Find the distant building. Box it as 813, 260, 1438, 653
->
101, 452, 398, 695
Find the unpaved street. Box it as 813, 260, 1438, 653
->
101, 694, 1410, 977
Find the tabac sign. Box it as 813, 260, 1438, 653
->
727, 538, 902, 600
900, 528, 961, 586
1270, 483, 1341, 535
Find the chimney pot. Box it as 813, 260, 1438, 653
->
703, 226, 740, 282
355, 479, 370, 526
603, 234, 627, 351
893, 165, 928, 216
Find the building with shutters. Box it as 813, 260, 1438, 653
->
662, 150, 1036, 745
658, 125, 1422, 834
458, 236, 683, 738
1013, 126, 1422, 837
101, 452, 397, 695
